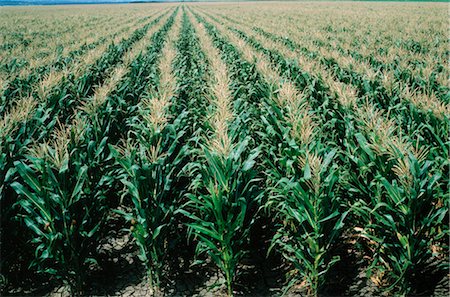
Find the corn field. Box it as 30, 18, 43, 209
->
0, 2, 448, 297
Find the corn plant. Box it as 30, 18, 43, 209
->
247, 22, 447, 150
349, 133, 448, 295
105, 8, 178, 144
0, 98, 39, 286
111, 117, 186, 288
262, 97, 347, 295
265, 147, 346, 297
1, 12, 167, 117
108, 9, 184, 288
228, 15, 349, 292
179, 138, 260, 296
10, 119, 110, 296
1, 3, 449, 296
1, 10, 171, 226
184, 12, 274, 296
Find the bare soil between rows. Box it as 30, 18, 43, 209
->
3, 216, 448, 297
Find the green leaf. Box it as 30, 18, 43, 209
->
355, 133, 374, 159
14, 161, 41, 193
242, 148, 260, 171
319, 211, 339, 223
11, 182, 52, 222
24, 217, 46, 238
187, 223, 221, 242
71, 165, 88, 203
152, 225, 165, 240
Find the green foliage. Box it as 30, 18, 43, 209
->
11, 120, 110, 295
107, 8, 182, 288
111, 120, 186, 287
1, 12, 166, 116
266, 148, 346, 296
180, 139, 260, 296
1, 4, 448, 296
348, 135, 448, 295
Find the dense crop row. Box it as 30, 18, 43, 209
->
0, 11, 160, 110
1, 3, 448, 297
194, 7, 448, 295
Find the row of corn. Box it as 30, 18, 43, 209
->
1, 5, 448, 297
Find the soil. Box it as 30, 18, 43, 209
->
2, 216, 448, 297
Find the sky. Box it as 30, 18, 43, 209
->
0, 0, 160, 4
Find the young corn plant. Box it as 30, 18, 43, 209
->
253, 53, 347, 295
111, 114, 186, 288
265, 146, 346, 296
349, 133, 448, 295
0, 97, 38, 287
1, 14, 176, 272
96, 9, 178, 146
10, 118, 110, 296
110, 14, 184, 286
1, 12, 167, 117
180, 138, 260, 296
183, 11, 270, 296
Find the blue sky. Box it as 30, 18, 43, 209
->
0, 0, 157, 3
2, 0, 138, 1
